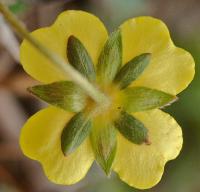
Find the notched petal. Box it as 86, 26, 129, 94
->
20, 107, 94, 185
20, 10, 108, 83
120, 16, 195, 95
113, 109, 183, 189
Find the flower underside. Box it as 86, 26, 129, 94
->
29, 30, 177, 175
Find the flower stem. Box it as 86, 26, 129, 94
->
0, 2, 109, 105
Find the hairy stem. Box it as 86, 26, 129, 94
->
0, 2, 109, 105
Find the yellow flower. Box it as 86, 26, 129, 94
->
20, 11, 195, 189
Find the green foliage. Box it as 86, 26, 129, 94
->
9, 0, 26, 14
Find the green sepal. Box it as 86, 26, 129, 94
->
114, 111, 148, 145
97, 30, 122, 85
122, 87, 177, 113
61, 112, 92, 156
114, 53, 151, 89
28, 81, 86, 112
67, 35, 96, 81
91, 118, 117, 175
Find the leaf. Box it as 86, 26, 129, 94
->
9, 0, 26, 14
97, 30, 122, 85
28, 81, 86, 112
122, 87, 177, 113
61, 112, 92, 155
114, 111, 149, 145
67, 35, 96, 81
114, 53, 151, 89
91, 118, 117, 175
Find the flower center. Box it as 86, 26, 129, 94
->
85, 84, 123, 121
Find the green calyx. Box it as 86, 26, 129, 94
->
114, 53, 151, 89
97, 30, 122, 85
91, 118, 117, 175
114, 111, 149, 145
122, 87, 177, 113
28, 81, 86, 112
67, 35, 96, 81
27, 30, 178, 175
61, 112, 92, 156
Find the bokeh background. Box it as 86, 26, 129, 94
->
0, 0, 199, 191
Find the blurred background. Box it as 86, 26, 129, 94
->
0, 0, 199, 191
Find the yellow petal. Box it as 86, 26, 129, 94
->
20, 107, 94, 185
120, 16, 195, 95
20, 10, 108, 83
113, 109, 182, 189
